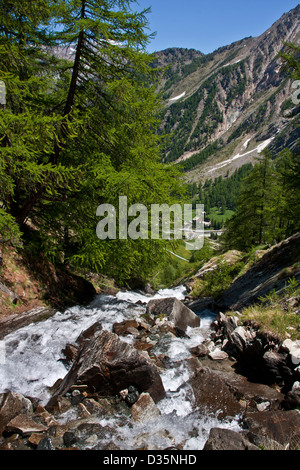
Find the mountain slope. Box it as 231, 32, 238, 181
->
157, 5, 300, 182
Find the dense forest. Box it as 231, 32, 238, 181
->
222, 147, 300, 251
186, 163, 254, 229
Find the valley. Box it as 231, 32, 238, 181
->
155, 5, 299, 181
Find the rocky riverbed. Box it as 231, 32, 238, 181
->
0, 287, 299, 451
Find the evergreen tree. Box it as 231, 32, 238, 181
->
222, 149, 300, 252
220, 196, 226, 215
279, 42, 300, 81
275, 148, 300, 238
0, 0, 69, 231
0, 1, 183, 284
222, 151, 278, 250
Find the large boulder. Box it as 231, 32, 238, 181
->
189, 365, 285, 419
203, 428, 259, 450
146, 297, 200, 333
244, 410, 300, 450
46, 330, 165, 410
189, 367, 244, 419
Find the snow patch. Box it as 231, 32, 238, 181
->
222, 59, 242, 68
169, 91, 186, 102
207, 137, 275, 174
242, 138, 251, 150
256, 137, 274, 153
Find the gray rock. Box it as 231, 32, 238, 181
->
0, 307, 56, 340
37, 437, 55, 450
0, 281, 19, 304
146, 297, 200, 333
125, 385, 140, 405
189, 343, 208, 357
244, 409, 300, 450
245, 432, 286, 450
262, 350, 292, 382
213, 314, 297, 385
221, 233, 300, 311
131, 393, 161, 422
282, 339, 300, 366
189, 367, 244, 419
189, 365, 285, 420
280, 382, 300, 410
63, 431, 77, 447
231, 326, 252, 353
203, 428, 259, 450
208, 348, 229, 361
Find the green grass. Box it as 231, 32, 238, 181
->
172, 243, 194, 261
240, 278, 300, 340
207, 207, 235, 224
190, 257, 244, 299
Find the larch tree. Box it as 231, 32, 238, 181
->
0, 0, 183, 284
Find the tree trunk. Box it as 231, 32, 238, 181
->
13, 186, 43, 227
14, 1, 87, 226
52, 0, 86, 165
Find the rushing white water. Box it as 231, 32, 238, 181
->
115, 285, 186, 303
0, 285, 242, 449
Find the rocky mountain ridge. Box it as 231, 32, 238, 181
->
156, 5, 300, 182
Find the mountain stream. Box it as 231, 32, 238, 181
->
0, 286, 242, 450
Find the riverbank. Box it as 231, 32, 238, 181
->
0, 246, 102, 317
186, 232, 300, 342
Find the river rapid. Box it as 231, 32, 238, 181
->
0, 286, 242, 450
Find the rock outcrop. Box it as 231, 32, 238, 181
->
46, 329, 165, 411
0, 307, 56, 340
211, 312, 300, 389
221, 232, 300, 311
189, 363, 285, 419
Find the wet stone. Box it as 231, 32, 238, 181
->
37, 437, 55, 450
63, 431, 77, 447
190, 344, 208, 357
125, 386, 140, 406
71, 389, 84, 406
131, 393, 161, 423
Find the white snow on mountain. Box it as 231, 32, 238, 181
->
169, 91, 186, 101
207, 137, 275, 173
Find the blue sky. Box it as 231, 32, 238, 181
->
134, 0, 299, 53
